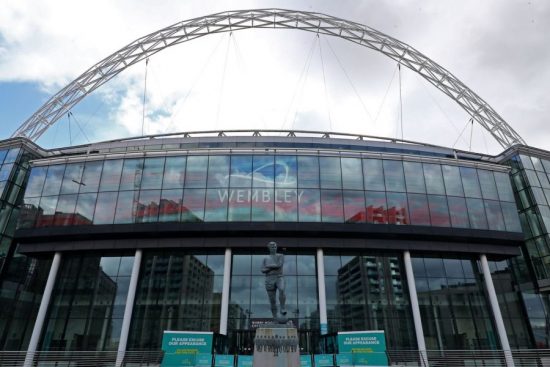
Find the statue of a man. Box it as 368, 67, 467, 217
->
262, 241, 287, 319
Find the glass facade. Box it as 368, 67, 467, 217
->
18, 154, 521, 233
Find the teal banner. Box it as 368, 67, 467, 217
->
237, 355, 253, 367
161, 331, 213, 367
335, 353, 353, 366
314, 354, 334, 367
195, 354, 213, 366
214, 354, 234, 366
336, 331, 387, 366
300, 355, 313, 367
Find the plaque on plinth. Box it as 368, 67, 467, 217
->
253, 324, 300, 367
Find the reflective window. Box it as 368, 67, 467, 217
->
24, 166, 48, 197
478, 170, 499, 200
42, 165, 65, 196
253, 155, 274, 188
460, 167, 482, 198
428, 195, 450, 227
93, 192, 118, 224
80, 161, 103, 193
4, 148, 20, 163
442, 165, 464, 197
494, 172, 515, 202
383, 160, 405, 192
230, 156, 253, 188
321, 190, 344, 222
319, 157, 342, 189
404, 162, 426, 193
136, 190, 160, 222
0, 164, 13, 181
60, 163, 84, 194
466, 198, 488, 229
275, 189, 298, 222
185, 156, 208, 188
207, 155, 230, 188
501, 202, 521, 232
0, 150, 6, 164
120, 159, 144, 191
251, 189, 274, 221
114, 191, 136, 224
299, 189, 321, 222
408, 193, 430, 226
54, 194, 77, 226
163, 156, 186, 189
387, 192, 409, 225
423, 164, 445, 195
343, 190, 365, 223
141, 157, 165, 190
275, 156, 297, 188
340, 158, 363, 190
99, 159, 123, 192
159, 189, 183, 222
485, 200, 505, 231
36, 196, 58, 227
297, 156, 319, 188
363, 159, 385, 191
75, 193, 96, 225
365, 191, 387, 224
205, 188, 228, 221
182, 189, 205, 222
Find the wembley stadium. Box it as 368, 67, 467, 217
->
1, 8, 549, 367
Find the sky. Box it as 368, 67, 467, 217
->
0, 0, 548, 155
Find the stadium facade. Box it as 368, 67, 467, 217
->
1, 131, 550, 360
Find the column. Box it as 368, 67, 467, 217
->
403, 251, 429, 367
316, 248, 328, 335
480, 254, 515, 367
219, 247, 232, 335
116, 249, 143, 367
24, 251, 62, 367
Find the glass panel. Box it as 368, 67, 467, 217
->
230, 156, 253, 188
251, 189, 274, 221
442, 165, 464, 197
484, 200, 505, 231
204, 188, 228, 221
383, 160, 405, 192
4, 148, 20, 163
404, 162, 426, 193
119, 159, 144, 191
99, 159, 123, 192
477, 170, 499, 200
321, 190, 344, 222
297, 156, 320, 188
207, 155, 230, 188
18, 197, 40, 228
501, 202, 522, 232
466, 198, 488, 229
79, 161, 103, 193
54, 194, 77, 226
42, 165, 65, 196
163, 156, 186, 189
423, 164, 445, 195
387, 192, 408, 225
114, 191, 136, 224
341, 158, 363, 190
343, 190, 366, 223
428, 195, 450, 227
298, 189, 321, 222
253, 155, 274, 188
60, 163, 84, 194
494, 172, 514, 202
0, 150, 6, 164
0, 163, 13, 181
275, 156, 297, 188
136, 190, 160, 222
36, 196, 58, 227
141, 157, 165, 190
408, 193, 430, 226
159, 189, 183, 222
93, 192, 118, 224
520, 155, 534, 170
75, 193, 96, 225
24, 166, 48, 197
460, 167, 481, 198
185, 156, 208, 188
319, 157, 342, 189
228, 188, 251, 221
525, 169, 540, 187
365, 191, 387, 224
531, 156, 545, 171
182, 189, 205, 222
275, 189, 298, 222
363, 159, 385, 191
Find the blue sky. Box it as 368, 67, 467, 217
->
1, 0, 549, 154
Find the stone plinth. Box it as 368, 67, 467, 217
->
253, 325, 300, 367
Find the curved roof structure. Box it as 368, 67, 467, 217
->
10, 8, 525, 148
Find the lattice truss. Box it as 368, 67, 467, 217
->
11, 8, 525, 148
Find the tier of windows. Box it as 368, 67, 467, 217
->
18, 155, 520, 231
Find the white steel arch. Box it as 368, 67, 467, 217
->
11, 8, 525, 148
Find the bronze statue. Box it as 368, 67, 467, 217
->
262, 241, 287, 319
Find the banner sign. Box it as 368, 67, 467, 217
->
335, 353, 354, 366
337, 331, 388, 366
214, 354, 234, 366
161, 331, 213, 367
195, 354, 213, 367
250, 318, 298, 330
300, 355, 313, 367
237, 355, 253, 367
314, 354, 334, 366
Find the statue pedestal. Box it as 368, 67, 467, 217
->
253, 324, 300, 367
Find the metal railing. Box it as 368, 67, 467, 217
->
1, 349, 550, 366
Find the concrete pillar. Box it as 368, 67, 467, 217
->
316, 248, 328, 335
116, 249, 142, 367
220, 247, 232, 335
24, 251, 62, 367
480, 254, 515, 367
403, 251, 429, 367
